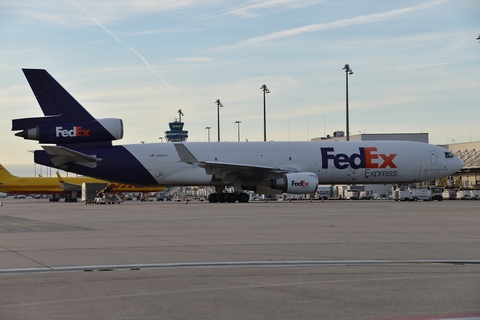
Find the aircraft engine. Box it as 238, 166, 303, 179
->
271, 172, 318, 194
14, 118, 123, 144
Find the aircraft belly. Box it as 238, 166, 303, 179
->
163, 167, 212, 185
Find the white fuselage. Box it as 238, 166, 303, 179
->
120, 140, 462, 186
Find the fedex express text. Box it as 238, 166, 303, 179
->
321, 147, 398, 178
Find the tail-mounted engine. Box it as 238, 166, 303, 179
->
13, 118, 123, 144
271, 172, 318, 194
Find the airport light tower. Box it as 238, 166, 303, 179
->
216, 99, 223, 142
205, 126, 211, 142
235, 120, 241, 142
343, 64, 354, 141
260, 84, 270, 142
178, 109, 184, 141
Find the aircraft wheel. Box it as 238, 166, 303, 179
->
218, 193, 227, 203
208, 193, 218, 203
237, 193, 249, 203
226, 193, 237, 203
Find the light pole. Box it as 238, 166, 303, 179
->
260, 84, 270, 142
215, 99, 223, 142
177, 109, 184, 141
235, 120, 241, 142
343, 64, 354, 141
205, 126, 211, 142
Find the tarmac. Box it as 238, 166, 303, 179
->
0, 198, 479, 319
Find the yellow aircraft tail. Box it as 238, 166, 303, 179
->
0, 164, 16, 179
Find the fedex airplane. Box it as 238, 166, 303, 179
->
12, 69, 463, 203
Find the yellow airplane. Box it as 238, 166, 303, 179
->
0, 164, 165, 200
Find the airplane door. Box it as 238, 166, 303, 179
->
430, 151, 437, 165
258, 152, 266, 166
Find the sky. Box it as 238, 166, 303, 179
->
0, 0, 479, 176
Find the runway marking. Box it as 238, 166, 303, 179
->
0, 266, 479, 310
375, 313, 480, 320
0, 244, 54, 271
0, 259, 479, 274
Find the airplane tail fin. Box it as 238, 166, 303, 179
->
12, 69, 124, 146
21, 69, 94, 121
0, 164, 16, 179
55, 171, 65, 183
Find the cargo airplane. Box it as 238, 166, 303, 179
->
0, 164, 164, 201
12, 69, 464, 203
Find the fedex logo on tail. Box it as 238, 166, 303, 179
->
321, 147, 397, 169
55, 126, 90, 138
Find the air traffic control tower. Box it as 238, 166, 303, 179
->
164, 109, 188, 142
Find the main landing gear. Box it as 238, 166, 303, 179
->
208, 192, 250, 203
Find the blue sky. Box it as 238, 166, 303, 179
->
1, 0, 479, 176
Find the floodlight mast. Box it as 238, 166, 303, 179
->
260, 84, 270, 142
215, 99, 223, 142
235, 120, 241, 142
343, 64, 353, 141
205, 126, 211, 142
178, 109, 184, 141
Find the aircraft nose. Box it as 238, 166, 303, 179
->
454, 156, 464, 172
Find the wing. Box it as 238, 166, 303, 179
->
174, 144, 297, 184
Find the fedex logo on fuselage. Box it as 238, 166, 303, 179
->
321, 147, 397, 169
55, 126, 90, 138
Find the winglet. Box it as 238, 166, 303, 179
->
55, 171, 65, 183
174, 144, 198, 165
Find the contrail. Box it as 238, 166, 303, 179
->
68, 0, 180, 99
214, 0, 453, 51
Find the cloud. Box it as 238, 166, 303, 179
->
213, 0, 453, 51
225, 0, 322, 18
175, 57, 215, 62
5, 0, 210, 26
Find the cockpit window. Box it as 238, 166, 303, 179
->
445, 152, 454, 158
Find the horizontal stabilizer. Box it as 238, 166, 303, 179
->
12, 115, 63, 131
42, 145, 102, 168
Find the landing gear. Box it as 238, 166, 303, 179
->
226, 193, 237, 203
208, 192, 250, 203
208, 193, 218, 203
237, 192, 249, 203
